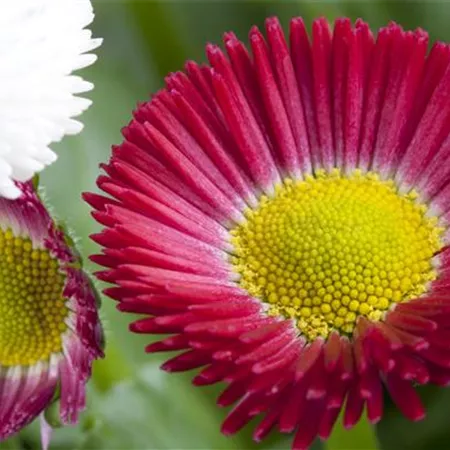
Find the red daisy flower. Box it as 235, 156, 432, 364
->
85, 16, 450, 449
0, 182, 104, 447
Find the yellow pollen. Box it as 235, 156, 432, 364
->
230, 169, 444, 341
0, 228, 68, 366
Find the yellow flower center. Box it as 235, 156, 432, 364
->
0, 229, 68, 367
230, 170, 444, 341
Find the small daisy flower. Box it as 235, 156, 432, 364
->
86, 17, 450, 449
0, 182, 104, 444
0, 0, 101, 199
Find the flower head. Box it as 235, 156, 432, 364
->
0, 0, 101, 199
0, 182, 104, 444
86, 17, 450, 449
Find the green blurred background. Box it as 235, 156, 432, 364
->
4, 1, 450, 449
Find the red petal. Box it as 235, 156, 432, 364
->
385, 374, 425, 421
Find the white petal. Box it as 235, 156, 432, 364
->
8, 155, 45, 181
65, 76, 94, 94
72, 53, 98, 71
63, 119, 84, 135
0, 183, 22, 199
36, 147, 58, 165
0, 0, 101, 198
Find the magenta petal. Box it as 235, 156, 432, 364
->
86, 14, 450, 450
40, 414, 53, 450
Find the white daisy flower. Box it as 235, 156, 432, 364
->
0, 0, 101, 198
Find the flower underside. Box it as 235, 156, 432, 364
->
231, 169, 444, 341
0, 228, 67, 367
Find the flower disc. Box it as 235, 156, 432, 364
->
231, 170, 443, 340
0, 229, 67, 366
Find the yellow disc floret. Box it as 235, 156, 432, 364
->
0, 228, 68, 366
230, 169, 444, 341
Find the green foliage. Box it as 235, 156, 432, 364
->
4, 1, 450, 449
376, 386, 450, 450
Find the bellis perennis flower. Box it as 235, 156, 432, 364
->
87, 17, 450, 450
0, 0, 101, 199
0, 182, 104, 446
